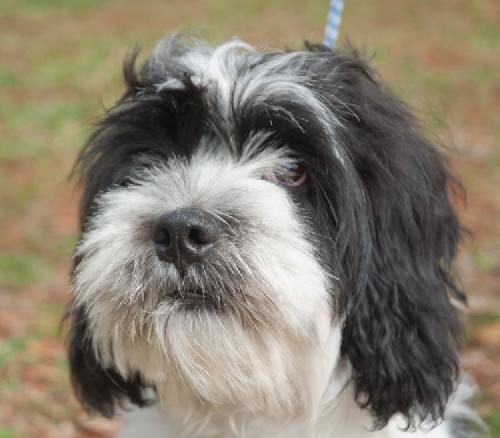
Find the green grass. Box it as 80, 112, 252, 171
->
0, 377, 22, 391
36, 302, 67, 340
469, 313, 500, 329
29, 46, 112, 88
0, 429, 15, 438
473, 250, 495, 272
0, 0, 107, 14
472, 23, 500, 49
0, 338, 27, 368
0, 67, 21, 87
0, 253, 51, 288
485, 411, 500, 438
0, 98, 94, 159
53, 234, 78, 258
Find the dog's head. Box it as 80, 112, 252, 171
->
68, 36, 465, 429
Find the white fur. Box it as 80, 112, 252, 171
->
117, 370, 476, 438
74, 140, 337, 429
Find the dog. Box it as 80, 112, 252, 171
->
67, 36, 481, 437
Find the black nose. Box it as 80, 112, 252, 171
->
152, 208, 221, 277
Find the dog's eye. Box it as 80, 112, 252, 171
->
265, 162, 308, 187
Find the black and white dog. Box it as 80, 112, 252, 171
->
67, 36, 480, 437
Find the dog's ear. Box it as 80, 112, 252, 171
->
320, 50, 465, 428
66, 305, 147, 417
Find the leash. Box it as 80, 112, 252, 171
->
324, 0, 345, 48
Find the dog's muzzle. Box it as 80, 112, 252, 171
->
151, 207, 223, 279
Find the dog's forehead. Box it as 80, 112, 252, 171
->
147, 38, 335, 128
152, 39, 303, 94
136, 37, 345, 165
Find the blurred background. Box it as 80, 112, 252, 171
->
0, 0, 499, 436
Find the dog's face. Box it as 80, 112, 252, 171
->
68, 37, 465, 429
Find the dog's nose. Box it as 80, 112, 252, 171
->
152, 208, 221, 277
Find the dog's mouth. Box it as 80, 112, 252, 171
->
169, 288, 220, 310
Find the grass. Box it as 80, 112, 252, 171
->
0, 430, 15, 438
0, 0, 498, 435
0, 0, 106, 14
0, 66, 21, 87
473, 250, 495, 272
0, 253, 51, 289
470, 313, 500, 328
0, 338, 27, 368
485, 411, 500, 438
0, 96, 95, 159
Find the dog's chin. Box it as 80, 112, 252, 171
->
150, 310, 335, 423
168, 288, 221, 311
90, 285, 335, 421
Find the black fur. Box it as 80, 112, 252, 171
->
315, 48, 465, 428
69, 38, 465, 428
67, 305, 149, 417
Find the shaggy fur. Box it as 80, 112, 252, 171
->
67, 36, 481, 437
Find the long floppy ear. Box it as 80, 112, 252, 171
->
66, 50, 162, 418
66, 305, 148, 417
318, 48, 466, 428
